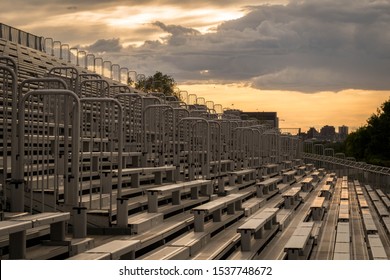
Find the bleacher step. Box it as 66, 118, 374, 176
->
170, 232, 209, 256
127, 212, 164, 234
69, 237, 95, 257
143, 245, 190, 260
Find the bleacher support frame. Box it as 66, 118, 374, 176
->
2, 24, 389, 260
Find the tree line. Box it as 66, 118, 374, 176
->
344, 99, 390, 167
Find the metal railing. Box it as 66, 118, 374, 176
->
1, 26, 306, 230
80, 97, 123, 224
0, 63, 17, 212
17, 89, 80, 211
302, 152, 390, 193
0, 23, 44, 51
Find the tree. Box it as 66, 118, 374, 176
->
344, 98, 390, 166
134, 71, 178, 99
345, 126, 370, 160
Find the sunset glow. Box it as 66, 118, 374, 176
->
1, 0, 389, 133
179, 84, 389, 132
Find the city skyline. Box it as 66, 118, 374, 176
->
2, 0, 390, 131
305, 124, 349, 134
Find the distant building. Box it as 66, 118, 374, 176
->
242, 112, 279, 128
222, 109, 242, 120
307, 127, 319, 139
338, 125, 349, 141
223, 109, 242, 116
320, 125, 336, 141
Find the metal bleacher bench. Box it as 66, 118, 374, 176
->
237, 208, 279, 251
191, 193, 247, 232
338, 200, 349, 222
146, 179, 212, 213
263, 164, 279, 177
255, 177, 280, 197
282, 170, 297, 184
0, 212, 70, 259
381, 216, 390, 234
284, 222, 314, 260
282, 187, 301, 209
310, 196, 326, 221
367, 235, 387, 260
300, 177, 313, 192
210, 159, 234, 173
333, 222, 350, 260
361, 209, 378, 234
102, 165, 176, 188
228, 169, 256, 186
320, 184, 332, 199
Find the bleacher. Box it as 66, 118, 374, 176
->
1, 23, 389, 260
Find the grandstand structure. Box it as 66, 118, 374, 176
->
0, 23, 389, 260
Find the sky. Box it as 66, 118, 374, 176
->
1, 0, 390, 132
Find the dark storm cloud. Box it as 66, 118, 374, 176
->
122, 0, 390, 92
152, 21, 200, 37
85, 38, 122, 53
2, 0, 390, 92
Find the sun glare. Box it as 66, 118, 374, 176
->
103, 6, 244, 34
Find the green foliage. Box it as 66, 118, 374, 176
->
133, 71, 178, 98
344, 98, 390, 167
345, 126, 370, 159
325, 141, 346, 154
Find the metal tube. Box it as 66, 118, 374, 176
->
18, 89, 80, 209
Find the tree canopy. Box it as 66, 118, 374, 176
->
131, 71, 179, 99
345, 98, 390, 167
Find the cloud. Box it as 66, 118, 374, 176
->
152, 21, 201, 37
84, 38, 122, 53
152, 21, 201, 45
2, 0, 390, 92
251, 67, 346, 92
0, 0, 284, 11
121, 0, 390, 92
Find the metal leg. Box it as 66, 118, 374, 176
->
166, 170, 174, 182
101, 173, 112, 194
72, 207, 87, 238
235, 200, 242, 211
229, 174, 235, 186
172, 190, 181, 205
9, 230, 26, 259
131, 173, 140, 188
240, 230, 252, 252
191, 186, 199, 199
50, 221, 66, 242
154, 171, 163, 185
255, 227, 264, 239
256, 185, 264, 197
117, 198, 129, 227
218, 176, 225, 195
227, 203, 235, 215
147, 192, 159, 213
212, 209, 222, 222
193, 211, 205, 232
132, 155, 140, 167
